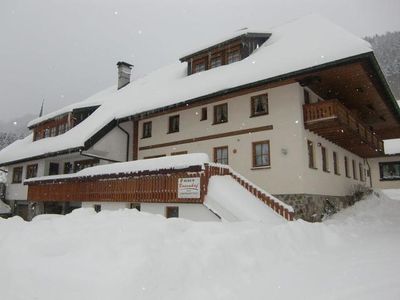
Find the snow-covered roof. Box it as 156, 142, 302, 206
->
26, 153, 210, 183
0, 14, 374, 166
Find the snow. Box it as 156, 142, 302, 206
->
384, 138, 400, 155
0, 170, 6, 183
1, 191, 400, 299
0, 14, 373, 166
204, 176, 285, 223
26, 153, 210, 182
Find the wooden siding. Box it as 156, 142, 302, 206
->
304, 99, 385, 157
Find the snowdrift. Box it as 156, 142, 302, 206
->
1, 192, 400, 299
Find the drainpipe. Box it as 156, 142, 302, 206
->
117, 123, 130, 161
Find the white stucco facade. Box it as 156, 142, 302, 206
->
369, 155, 400, 190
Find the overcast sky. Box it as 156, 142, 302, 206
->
0, 0, 399, 123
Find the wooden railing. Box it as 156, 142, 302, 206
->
303, 99, 384, 152
26, 164, 295, 221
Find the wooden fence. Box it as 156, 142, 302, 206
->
26, 164, 294, 221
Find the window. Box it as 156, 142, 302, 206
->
333, 152, 339, 175
227, 50, 240, 64
73, 159, 99, 173
12, 167, 23, 183
251, 94, 268, 116
171, 151, 188, 156
168, 115, 180, 133
26, 164, 38, 179
64, 162, 73, 174
321, 146, 329, 172
214, 146, 228, 165
200, 107, 207, 121
50, 127, 57, 137
58, 124, 65, 135
130, 203, 141, 211
49, 163, 59, 175
352, 160, 357, 180
213, 103, 228, 124
166, 206, 179, 218
304, 89, 310, 104
94, 204, 101, 213
210, 56, 222, 68
344, 156, 350, 178
193, 62, 206, 73
44, 128, 50, 138
252, 141, 270, 168
307, 140, 316, 169
142, 121, 152, 138
359, 163, 365, 181
379, 161, 400, 181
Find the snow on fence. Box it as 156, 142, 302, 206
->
26, 163, 294, 221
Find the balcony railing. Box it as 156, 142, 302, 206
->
304, 100, 384, 157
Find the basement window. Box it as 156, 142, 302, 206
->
130, 203, 141, 211
94, 204, 101, 213
166, 206, 179, 218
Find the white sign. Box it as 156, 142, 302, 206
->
178, 177, 201, 199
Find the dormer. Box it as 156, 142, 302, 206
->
179, 31, 271, 76
30, 105, 99, 141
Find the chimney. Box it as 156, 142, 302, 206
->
117, 61, 133, 90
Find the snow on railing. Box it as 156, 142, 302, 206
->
205, 163, 294, 221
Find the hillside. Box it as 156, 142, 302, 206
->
366, 31, 400, 99
0, 114, 34, 150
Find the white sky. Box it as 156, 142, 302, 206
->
0, 0, 399, 122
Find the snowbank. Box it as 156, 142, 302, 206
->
205, 176, 285, 224
1, 192, 400, 299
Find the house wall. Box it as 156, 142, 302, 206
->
369, 155, 400, 189
81, 202, 220, 222
88, 121, 133, 162
136, 83, 370, 197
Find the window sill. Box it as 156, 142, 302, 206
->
323, 170, 330, 173
141, 136, 151, 139
334, 172, 341, 176
346, 175, 351, 178
251, 166, 271, 170
250, 112, 268, 118
380, 178, 400, 181
309, 166, 318, 170
167, 131, 179, 134
212, 121, 228, 125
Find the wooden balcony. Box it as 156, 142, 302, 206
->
303, 100, 384, 157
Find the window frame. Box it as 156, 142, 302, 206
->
352, 159, 357, 180
250, 93, 268, 117
12, 166, 23, 184
252, 140, 271, 168
227, 50, 241, 64
307, 140, 316, 169
379, 161, 400, 181
26, 164, 38, 179
168, 115, 180, 134
213, 146, 229, 165
210, 55, 222, 69
142, 121, 152, 138
166, 206, 179, 218
333, 151, 340, 175
200, 107, 207, 121
213, 103, 228, 124
321, 146, 329, 172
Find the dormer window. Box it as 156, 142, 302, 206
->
180, 32, 270, 75
227, 50, 241, 64
193, 61, 206, 74
210, 56, 222, 69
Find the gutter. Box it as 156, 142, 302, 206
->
117, 122, 130, 161
0, 168, 8, 173
79, 150, 121, 163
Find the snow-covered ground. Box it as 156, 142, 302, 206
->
1, 191, 400, 299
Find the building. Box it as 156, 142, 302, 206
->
1, 15, 399, 221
